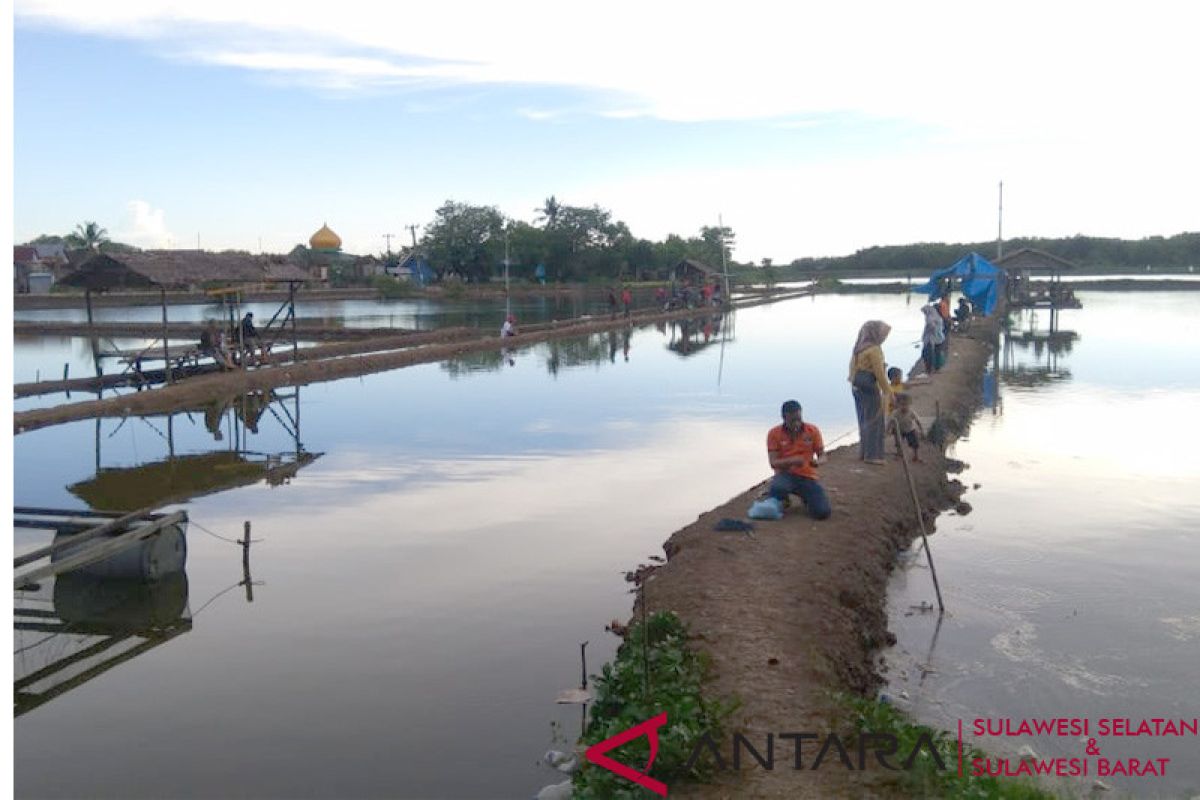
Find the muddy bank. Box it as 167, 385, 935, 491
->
623, 319, 997, 798
13, 320, 428, 342
14, 290, 812, 434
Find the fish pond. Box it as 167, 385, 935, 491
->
13, 290, 1199, 798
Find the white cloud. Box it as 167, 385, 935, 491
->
13, 1, 1200, 260
15, 1, 1197, 130
118, 199, 173, 249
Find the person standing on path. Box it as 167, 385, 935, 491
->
766, 400, 831, 519
621, 286, 633, 318
849, 320, 894, 465
920, 304, 944, 375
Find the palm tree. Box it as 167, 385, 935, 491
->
66, 221, 110, 250
535, 196, 561, 229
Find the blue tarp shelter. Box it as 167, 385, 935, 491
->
392, 253, 436, 286
912, 252, 1004, 315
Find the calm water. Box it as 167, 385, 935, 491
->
13, 293, 923, 799
12, 294, 658, 389
12, 294, 621, 330
887, 292, 1200, 798
13, 291, 1199, 798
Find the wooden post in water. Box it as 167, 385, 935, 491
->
289, 282, 299, 361
639, 582, 651, 701
86, 288, 103, 379
160, 288, 172, 385
240, 521, 254, 603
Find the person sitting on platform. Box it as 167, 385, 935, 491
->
766, 400, 832, 520
955, 297, 972, 328
199, 319, 235, 369
500, 313, 518, 338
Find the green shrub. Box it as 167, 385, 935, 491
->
842, 695, 1057, 799
573, 611, 736, 799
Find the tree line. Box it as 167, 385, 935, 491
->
412, 197, 734, 283
25, 215, 1199, 282
766, 232, 1200, 278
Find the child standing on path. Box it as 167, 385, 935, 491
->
887, 392, 925, 463
886, 366, 905, 415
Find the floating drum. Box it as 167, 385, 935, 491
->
51, 520, 188, 581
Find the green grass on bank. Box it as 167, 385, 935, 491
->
843, 694, 1057, 799
572, 611, 736, 799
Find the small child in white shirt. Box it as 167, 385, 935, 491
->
887, 392, 925, 463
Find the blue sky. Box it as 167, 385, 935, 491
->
9, 1, 1200, 262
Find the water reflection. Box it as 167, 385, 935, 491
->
64, 389, 319, 511
1001, 309, 1078, 387
438, 312, 734, 378
665, 312, 732, 358
14, 533, 191, 718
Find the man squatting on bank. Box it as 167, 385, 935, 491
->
766, 400, 833, 520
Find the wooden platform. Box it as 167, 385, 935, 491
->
98, 344, 202, 363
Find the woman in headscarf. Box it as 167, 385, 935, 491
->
848, 320, 894, 465
920, 304, 944, 375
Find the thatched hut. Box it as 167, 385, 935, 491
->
59, 250, 309, 292
672, 258, 721, 286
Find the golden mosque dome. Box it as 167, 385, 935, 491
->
309, 223, 342, 251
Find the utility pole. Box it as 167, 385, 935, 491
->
718, 213, 731, 301
997, 180, 1004, 260
504, 227, 511, 317
383, 233, 395, 255
405, 224, 419, 249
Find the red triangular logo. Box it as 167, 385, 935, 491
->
584, 712, 669, 796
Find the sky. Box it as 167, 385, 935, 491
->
8, 1, 1200, 263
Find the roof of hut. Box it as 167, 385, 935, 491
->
60, 250, 310, 290
994, 248, 1078, 272
674, 258, 722, 278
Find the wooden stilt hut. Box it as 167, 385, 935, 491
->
58, 251, 309, 385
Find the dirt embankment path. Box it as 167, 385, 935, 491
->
13, 290, 812, 434
630, 319, 997, 799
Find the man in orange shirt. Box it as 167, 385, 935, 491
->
766, 400, 832, 520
